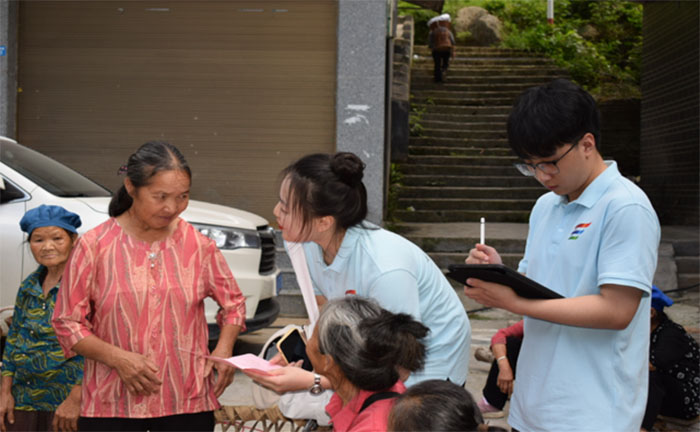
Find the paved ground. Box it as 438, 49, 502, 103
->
218, 291, 700, 431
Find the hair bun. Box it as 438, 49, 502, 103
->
330, 152, 365, 187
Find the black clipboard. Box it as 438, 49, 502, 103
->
446, 264, 563, 300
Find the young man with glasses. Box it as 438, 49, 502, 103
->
465, 78, 660, 431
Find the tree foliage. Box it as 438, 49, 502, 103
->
398, 0, 643, 99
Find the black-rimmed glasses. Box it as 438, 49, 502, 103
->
513, 139, 580, 177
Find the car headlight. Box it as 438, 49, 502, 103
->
192, 223, 260, 250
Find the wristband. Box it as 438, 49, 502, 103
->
496, 356, 507, 362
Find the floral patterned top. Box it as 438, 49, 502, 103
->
1, 265, 83, 411
650, 314, 700, 419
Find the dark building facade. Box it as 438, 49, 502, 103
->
640, 0, 699, 225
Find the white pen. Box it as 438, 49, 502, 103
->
480, 217, 485, 245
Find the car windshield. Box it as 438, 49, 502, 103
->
0, 140, 111, 197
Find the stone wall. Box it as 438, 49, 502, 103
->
390, 15, 414, 163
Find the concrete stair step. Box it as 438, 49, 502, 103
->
406, 154, 516, 166
678, 273, 700, 288
413, 46, 541, 57
421, 113, 508, 123
397, 197, 535, 211
419, 120, 505, 131
412, 89, 525, 100
413, 56, 556, 66
397, 186, 544, 200
673, 240, 700, 257
393, 222, 528, 249
402, 174, 539, 187
394, 209, 530, 223
408, 146, 512, 157
418, 128, 507, 139
411, 75, 568, 86
409, 136, 508, 147
412, 67, 565, 77
411, 82, 545, 92
400, 164, 520, 176
428, 252, 523, 269
412, 104, 512, 115
411, 96, 517, 106
676, 256, 700, 274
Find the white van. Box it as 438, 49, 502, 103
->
0, 137, 280, 337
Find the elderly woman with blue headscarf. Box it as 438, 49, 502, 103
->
641, 286, 700, 431
0, 205, 84, 432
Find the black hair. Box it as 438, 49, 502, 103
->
109, 141, 191, 217
317, 297, 429, 392
507, 78, 601, 159
280, 152, 368, 238
388, 380, 506, 432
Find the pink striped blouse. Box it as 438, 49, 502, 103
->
52, 218, 246, 418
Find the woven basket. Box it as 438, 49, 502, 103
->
215, 405, 331, 432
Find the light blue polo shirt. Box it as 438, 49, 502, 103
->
509, 162, 660, 432
295, 222, 471, 386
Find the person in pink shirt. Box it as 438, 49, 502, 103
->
52, 141, 246, 431
477, 320, 524, 418
305, 297, 428, 432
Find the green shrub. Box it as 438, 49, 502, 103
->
399, 0, 642, 99
484, 0, 642, 98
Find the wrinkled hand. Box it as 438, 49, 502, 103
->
463, 278, 521, 313
0, 391, 14, 432
52, 386, 80, 432
244, 362, 312, 394
113, 350, 162, 396
465, 244, 503, 266
496, 363, 515, 396
205, 347, 236, 398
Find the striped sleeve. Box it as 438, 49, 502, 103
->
205, 242, 246, 331
52, 237, 96, 358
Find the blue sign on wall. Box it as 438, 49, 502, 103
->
0, 46, 6, 56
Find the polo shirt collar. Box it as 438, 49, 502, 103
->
321, 226, 362, 272
315, 225, 364, 272
326, 388, 371, 431
557, 161, 619, 208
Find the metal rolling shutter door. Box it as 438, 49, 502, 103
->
17, 1, 337, 221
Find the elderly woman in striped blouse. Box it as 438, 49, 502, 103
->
52, 142, 246, 432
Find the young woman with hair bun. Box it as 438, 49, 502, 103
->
247, 152, 471, 395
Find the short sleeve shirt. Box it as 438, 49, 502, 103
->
510, 162, 660, 431
1, 266, 83, 411
53, 218, 247, 418
297, 223, 471, 385
325, 380, 406, 432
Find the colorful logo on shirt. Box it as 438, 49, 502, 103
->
345, 290, 357, 295
568, 222, 592, 240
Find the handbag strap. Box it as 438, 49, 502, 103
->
285, 241, 320, 338
359, 392, 400, 413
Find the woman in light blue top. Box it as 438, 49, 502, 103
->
248, 152, 470, 394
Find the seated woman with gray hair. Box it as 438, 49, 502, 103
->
305, 297, 428, 432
